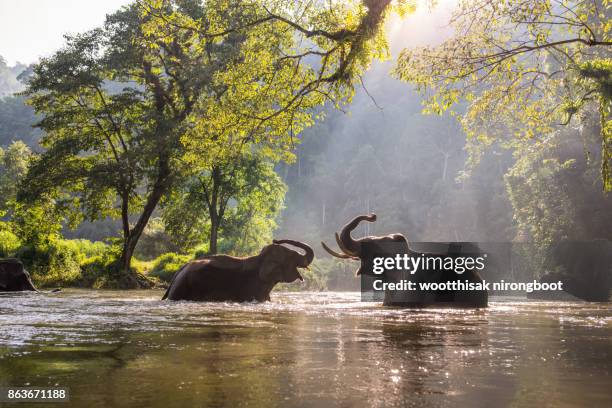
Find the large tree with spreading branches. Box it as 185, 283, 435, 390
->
20, 0, 407, 285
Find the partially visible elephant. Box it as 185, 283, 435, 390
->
322, 214, 488, 308
528, 240, 612, 302
0, 259, 38, 292
163, 239, 314, 302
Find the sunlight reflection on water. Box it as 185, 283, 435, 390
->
0, 290, 611, 407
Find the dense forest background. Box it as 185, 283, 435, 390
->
1, 0, 610, 290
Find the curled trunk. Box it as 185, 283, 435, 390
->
339, 214, 376, 257
273, 239, 314, 267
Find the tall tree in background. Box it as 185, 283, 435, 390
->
0, 141, 64, 246
394, 0, 611, 188
163, 153, 286, 255
0, 141, 32, 213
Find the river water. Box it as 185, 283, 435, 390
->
0, 290, 610, 407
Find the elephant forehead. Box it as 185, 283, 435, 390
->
267, 246, 299, 260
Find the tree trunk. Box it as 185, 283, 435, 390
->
119, 239, 136, 277
209, 217, 219, 255
442, 152, 450, 182
207, 166, 222, 255
117, 156, 171, 286
119, 190, 131, 276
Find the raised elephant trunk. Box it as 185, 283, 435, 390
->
273, 239, 314, 267
321, 214, 377, 259
339, 214, 376, 256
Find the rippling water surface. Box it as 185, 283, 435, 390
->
1, 290, 611, 407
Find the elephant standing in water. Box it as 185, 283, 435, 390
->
0, 259, 38, 292
322, 214, 488, 308
163, 240, 314, 302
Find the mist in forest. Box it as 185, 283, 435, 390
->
276, 5, 515, 247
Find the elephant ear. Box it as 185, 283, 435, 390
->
259, 261, 281, 282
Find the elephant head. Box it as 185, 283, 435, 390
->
258, 239, 315, 283
321, 213, 409, 276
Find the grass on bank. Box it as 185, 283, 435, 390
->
1, 234, 358, 290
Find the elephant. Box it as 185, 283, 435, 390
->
0, 258, 38, 292
321, 214, 488, 308
162, 239, 314, 302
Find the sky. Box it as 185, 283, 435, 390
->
0, 0, 131, 65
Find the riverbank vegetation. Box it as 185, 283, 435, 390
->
0, 0, 610, 290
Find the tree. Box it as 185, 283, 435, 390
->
142, 0, 415, 166
163, 153, 286, 255
394, 0, 612, 188
0, 141, 63, 246
19, 1, 261, 284
0, 141, 33, 212
19, 0, 407, 285
505, 114, 612, 244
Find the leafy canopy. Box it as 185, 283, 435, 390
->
163, 153, 286, 254
394, 0, 612, 188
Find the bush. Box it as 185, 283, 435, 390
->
16, 240, 81, 288
192, 244, 209, 259
149, 252, 191, 282
13, 239, 114, 288
59, 239, 109, 263
79, 254, 120, 289
0, 229, 21, 257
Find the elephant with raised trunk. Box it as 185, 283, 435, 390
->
163, 239, 314, 302
322, 214, 488, 308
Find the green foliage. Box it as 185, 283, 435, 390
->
0, 139, 65, 247
11, 200, 64, 247
79, 253, 123, 289
0, 228, 21, 257
394, 0, 612, 189
0, 141, 33, 212
192, 244, 209, 259
505, 119, 612, 246
16, 241, 82, 288
60, 239, 110, 263
149, 252, 191, 282
163, 154, 286, 255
